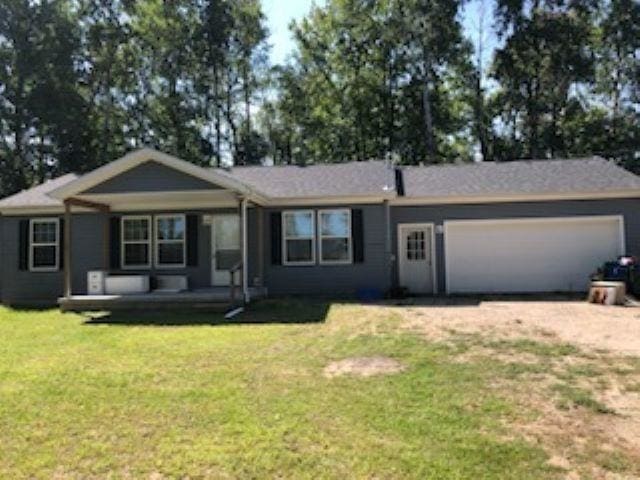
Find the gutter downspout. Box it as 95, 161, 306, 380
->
384, 198, 393, 289
241, 197, 250, 303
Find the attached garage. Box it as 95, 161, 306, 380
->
444, 216, 625, 294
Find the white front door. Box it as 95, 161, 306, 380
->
398, 224, 435, 294
211, 214, 241, 286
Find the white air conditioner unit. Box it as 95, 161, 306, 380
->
87, 271, 107, 295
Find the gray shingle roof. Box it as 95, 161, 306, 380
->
1, 157, 639, 210
218, 161, 396, 198
0, 173, 78, 208
400, 157, 640, 198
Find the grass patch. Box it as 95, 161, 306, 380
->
596, 450, 633, 473
552, 384, 615, 414
625, 382, 640, 393
486, 339, 580, 358
0, 302, 560, 479
498, 362, 549, 379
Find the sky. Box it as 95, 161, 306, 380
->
262, 0, 325, 65
263, 0, 498, 69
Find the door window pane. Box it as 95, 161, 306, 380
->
406, 231, 426, 261
214, 216, 240, 249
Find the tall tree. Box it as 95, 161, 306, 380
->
228, 0, 269, 165
0, 0, 90, 195
128, 0, 206, 164
79, 0, 133, 170
491, 0, 596, 159
272, 0, 472, 165
198, 0, 233, 165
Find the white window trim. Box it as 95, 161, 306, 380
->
282, 210, 316, 266
154, 214, 187, 269
121, 215, 152, 269
318, 209, 353, 265
29, 218, 60, 272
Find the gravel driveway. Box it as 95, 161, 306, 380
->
391, 297, 640, 355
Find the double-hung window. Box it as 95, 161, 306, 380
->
282, 210, 315, 265
155, 214, 186, 268
29, 218, 59, 271
318, 209, 352, 264
121, 216, 151, 269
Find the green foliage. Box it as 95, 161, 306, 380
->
0, 0, 90, 195
490, 0, 639, 163
268, 0, 474, 165
0, 0, 637, 195
0, 0, 269, 196
271, 0, 638, 167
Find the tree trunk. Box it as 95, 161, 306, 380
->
243, 62, 251, 165
421, 64, 436, 163
225, 65, 239, 163
213, 65, 222, 167
526, 79, 540, 158
385, 49, 395, 157
102, 54, 113, 166
474, 73, 490, 162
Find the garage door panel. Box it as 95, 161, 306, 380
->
445, 217, 623, 293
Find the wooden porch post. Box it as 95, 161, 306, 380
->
63, 200, 72, 298
104, 211, 110, 269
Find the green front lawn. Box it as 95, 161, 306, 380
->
0, 302, 559, 478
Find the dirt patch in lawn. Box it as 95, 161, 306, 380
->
323, 356, 406, 378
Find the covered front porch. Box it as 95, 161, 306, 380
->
53, 149, 267, 312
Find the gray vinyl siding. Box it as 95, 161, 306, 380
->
84, 161, 221, 194
2, 197, 638, 304
0, 209, 257, 306
391, 198, 640, 294
2, 215, 65, 305
261, 204, 391, 296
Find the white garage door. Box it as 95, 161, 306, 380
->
445, 216, 624, 294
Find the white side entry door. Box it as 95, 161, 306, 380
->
398, 224, 435, 294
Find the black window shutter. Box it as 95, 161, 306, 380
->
270, 212, 282, 265
18, 219, 29, 270
352, 209, 364, 263
109, 217, 120, 270
186, 214, 199, 266
58, 218, 64, 271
